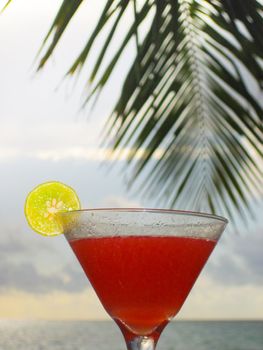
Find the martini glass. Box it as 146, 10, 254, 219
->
59, 209, 227, 350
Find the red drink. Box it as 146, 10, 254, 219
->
70, 236, 215, 335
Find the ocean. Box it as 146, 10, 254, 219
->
0, 320, 262, 350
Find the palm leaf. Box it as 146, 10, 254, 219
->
18, 1, 263, 221
0, 0, 12, 13
37, 0, 84, 69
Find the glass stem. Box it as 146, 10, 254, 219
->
115, 319, 167, 350
126, 336, 155, 350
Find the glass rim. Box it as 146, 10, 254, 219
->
59, 208, 228, 224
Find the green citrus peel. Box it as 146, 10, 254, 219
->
25, 181, 80, 236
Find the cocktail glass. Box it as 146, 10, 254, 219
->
59, 209, 227, 350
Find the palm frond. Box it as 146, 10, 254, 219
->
0, 0, 12, 13
37, 0, 84, 69
37, 0, 263, 222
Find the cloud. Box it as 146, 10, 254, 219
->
0, 259, 89, 294
0, 121, 103, 161
179, 275, 263, 320
0, 146, 165, 163
0, 225, 89, 294
0, 121, 164, 163
0, 288, 109, 319
101, 195, 142, 208
207, 229, 263, 286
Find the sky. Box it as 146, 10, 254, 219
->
0, 0, 262, 321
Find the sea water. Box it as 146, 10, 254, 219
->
0, 320, 262, 350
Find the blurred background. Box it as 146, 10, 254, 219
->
0, 0, 262, 349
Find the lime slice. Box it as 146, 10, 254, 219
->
25, 181, 80, 236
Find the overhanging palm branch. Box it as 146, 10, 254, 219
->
3, 0, 262, 221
